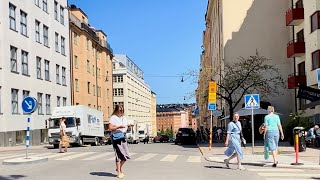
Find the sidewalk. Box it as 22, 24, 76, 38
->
0, 144, 48, 153
198, 142, 320, 170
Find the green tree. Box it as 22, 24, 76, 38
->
285, 112, 312, 145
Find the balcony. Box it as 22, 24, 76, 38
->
81, 23, 99, 41
106, 42, 113, 54
286, 6, 304, 26
288, 73, 306, 89
287, 40, 305, 58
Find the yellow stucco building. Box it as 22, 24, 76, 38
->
69, 5, 113, 125
151, 91, 157, 137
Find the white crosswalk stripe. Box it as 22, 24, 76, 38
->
134, 153, 158, 161
0, 153, 35, 160
246, 167, 319, 180
56, 152, 96, 160
82, 152, 114, 160
187, 156, 201, 163
160, 154, 179, 162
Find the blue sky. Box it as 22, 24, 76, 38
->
68, 0, 207, 104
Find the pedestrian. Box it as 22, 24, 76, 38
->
109, 105, 130, 179
217, 128, 222, 141
59, 117, 69, 153
263, 106, 284, 167
224, 112, 245, 170
144, 133, 149, 144
306, 125, 320, 147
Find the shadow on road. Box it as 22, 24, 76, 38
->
204, 165, 229, 170
0, 175, 27, 180
90, 172, 117, 177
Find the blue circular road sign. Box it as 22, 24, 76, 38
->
22, 96, 38, 114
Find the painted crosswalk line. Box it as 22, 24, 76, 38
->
187, 156, 201, 163
134, 153, 158, 161
56, 152, 96, 160
82, 152, 114, 160
106, 152, 137, 161
258, 173, 319, 178
247, 168, 303, 172
160, 154, 179, 162
265, 178, 315, 180
0, 153, 35, 160
45, 152, 77, 159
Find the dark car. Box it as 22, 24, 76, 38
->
153, 135, 169, 143
175, 128, 197, 145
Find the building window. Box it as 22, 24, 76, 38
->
107, 88, 109, 98
311, 11, 320, 33
312, 50, 320, 70
11, 89, 18, 114
35, 20, 40, 43
55, 32, 59, 52
46, 94, 51, 114
43, 0, 48, 13
113, 88, 124, 96
23, 90, 30, 99
87, 82, 91, 94
21, 50, 29, 75
74, 55, 78, 68
60, 6, 64, 25
74, 32, 77, 45
36, 57, 42, 79
10, 46, 18, 73
75, 79, 79, 92
98, 87, 101, 97
20, 11, 27, 36
93, 85, 96, 96
56, 64, 60, 84
92, 65, 95, 76
63, 97, 66, 106
87, 60, 90, 73
9, 3, 16, 30
62, 67, 66, 85
43, 25, 49, 47
57, 96, 60, 107
86, 38, 89, 50
61, 36, 65, 55
45, 60, 50, 81
54, 1, 58, 21
35, 0, 40, 7
37, 93, 43, 114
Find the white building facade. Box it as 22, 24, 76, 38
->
112, 54, 153, 136
0, 0, 71, 146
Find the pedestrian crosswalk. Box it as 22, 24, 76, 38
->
0, 151, 202, 163
246, 168, 319, 180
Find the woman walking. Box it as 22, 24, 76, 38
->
109, 105, 130, 179
263, 106, 284, 167
224, 112, 245, 170
59, 117, 69, 153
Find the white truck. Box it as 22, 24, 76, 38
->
48, 105, 104, 148
126, 120, 139, 144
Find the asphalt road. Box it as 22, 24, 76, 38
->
0, 143, 319, 180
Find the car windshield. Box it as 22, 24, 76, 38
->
49, 117, 75, 129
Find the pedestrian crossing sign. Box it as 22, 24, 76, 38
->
244, 94, 260, 109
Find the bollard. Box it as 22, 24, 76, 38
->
25, 117, 31, 159
291, 133, 304, 165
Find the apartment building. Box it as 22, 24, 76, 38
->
112, 54, 153, 135
286, 0, 320, 123
0, 0, 71, 146
69, 5, 113, 126
198, 0, 293, 127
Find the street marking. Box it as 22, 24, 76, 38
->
82, 152, 114, 160
32, 153, 55, 157
160, 154, 179, 162
56, 152, 96, 160
265, 178, 312, 180
45, 152, 77, 159
134, 153, 157, 161
187, 156, 201, 163
106, 152, 137, 161
0, 154, 12, 157
247, 168, 303, 172
0, 153, 35, 160
258, 173, 319, 178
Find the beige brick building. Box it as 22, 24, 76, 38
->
69, 5, 113, 125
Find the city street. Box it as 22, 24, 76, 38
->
0, 143, 319, 180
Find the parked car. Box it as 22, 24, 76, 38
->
175, 128, 197, 145
153, 135, 169, 143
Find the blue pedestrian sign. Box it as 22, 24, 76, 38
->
22, 96, 38, 114
208, 103, 216, 111
317, 68, 320, 89
244, 94, 260, 109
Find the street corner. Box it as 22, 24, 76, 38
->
263, 163, 320, 170
2, 156, 48, 165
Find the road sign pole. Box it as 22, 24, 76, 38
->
251, 107, 254, 155
209, 110, 213, 151
26, 116, 31, 159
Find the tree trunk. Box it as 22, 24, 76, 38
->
227, 99, 233, 122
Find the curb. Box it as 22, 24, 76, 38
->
204, 156, 320, 170
2, 157, 48, 165
197, 144, 204, 156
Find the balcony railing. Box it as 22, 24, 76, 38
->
288, 73, 306, 89
81, 23, 99, 41
286, 6, 304, 26
287, 39, 305, 58
106, 42, 113, 54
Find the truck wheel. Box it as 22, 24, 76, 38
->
78, 138, 83, 147
92, 137, 99, 146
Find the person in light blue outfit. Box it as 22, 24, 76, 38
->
263, 106, 284, 167
224, 112, 245, 170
